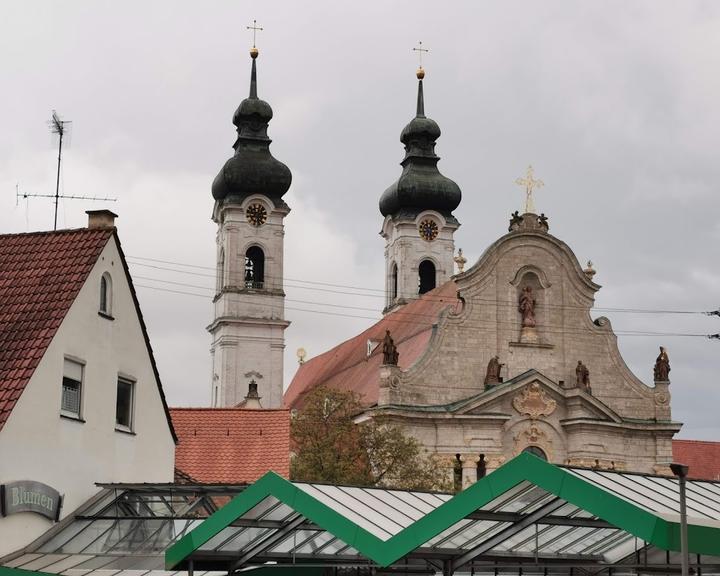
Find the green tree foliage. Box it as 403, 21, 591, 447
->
290, 386, 450, 491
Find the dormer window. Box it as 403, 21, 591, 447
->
99, 273, 112, 317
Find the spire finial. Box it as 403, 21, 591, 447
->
412, 41, 429, 79
416, 75, 425, 117
412, 41, 429, 117
247, 19, 263, 58
515, 165, 544, 214
249, 58, 258, 99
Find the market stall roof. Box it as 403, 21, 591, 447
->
0, 482, 245, 576
3, 455, 720, 576
165, 453, 720, 572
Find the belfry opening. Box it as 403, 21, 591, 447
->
419, 259, 436, 294
244, 246, 265, 289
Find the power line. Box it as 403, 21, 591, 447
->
132, 281, 713, 339
125, 257, 713, 316
128, 255, 382, 293
130, 273, 708, 334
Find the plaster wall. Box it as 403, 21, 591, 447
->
0, 237, 175, 556
381, 380, 676, 474
389, 229, 658, 419
382, 212, 458, 310
373, 222, 679, 475
210, 197, 288, 408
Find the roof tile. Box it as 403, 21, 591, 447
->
284, 281, 460, 409
673, 440, 720, 480
170, 408, 290, 483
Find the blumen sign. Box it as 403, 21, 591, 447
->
1, 481, 62, 521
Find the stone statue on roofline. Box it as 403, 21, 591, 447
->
654, 346, 670, 382
484, 355, 504, 389
382, 330, 399, 366
576, 360, 591, 394
509, 210, 524, 231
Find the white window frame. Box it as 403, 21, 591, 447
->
115, 376, 135, 432
61, 357, 85, 419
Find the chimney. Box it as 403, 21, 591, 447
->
244, 379, 263, 410
86, 210, 118, 229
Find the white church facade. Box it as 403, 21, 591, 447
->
205, 49, 682, 482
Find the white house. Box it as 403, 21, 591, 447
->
0, 211, 176, 556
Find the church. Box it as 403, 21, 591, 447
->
209, 45, 682, 485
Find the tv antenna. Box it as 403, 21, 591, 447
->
17, 110, 117, 230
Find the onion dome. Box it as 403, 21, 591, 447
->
212, 49, 292, 204
379, 68, 461, 219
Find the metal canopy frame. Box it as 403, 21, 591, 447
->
165, 454, 720, 574
3, 456, 720, 576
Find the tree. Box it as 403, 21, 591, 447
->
290, 386, 450, 491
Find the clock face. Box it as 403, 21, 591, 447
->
418, 219, 439, 241
246, 203, 268, 227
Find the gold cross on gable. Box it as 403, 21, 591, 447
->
247, 19, 263, 48
412, 41, 429, 68
515, 165, 544, 214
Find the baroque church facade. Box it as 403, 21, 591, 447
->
209, 49, 681, 484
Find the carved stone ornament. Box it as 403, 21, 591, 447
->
514, 423, 553, 460
512, 382, 557, 419
654, 391, 670, 406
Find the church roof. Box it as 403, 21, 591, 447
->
284, 281, 460, 409
673, 439, 720, 480
170, 407, 290, 483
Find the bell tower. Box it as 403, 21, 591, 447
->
379, 62, 462, 313
208, 42, 292, 409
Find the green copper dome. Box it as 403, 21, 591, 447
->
212, 53, 291, 204
379, 77, 461, 218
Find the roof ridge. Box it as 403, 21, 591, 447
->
673, 439, 720, 445
170, 407, 290, 412
295, 281, 458, 375
0, 227, 113, 239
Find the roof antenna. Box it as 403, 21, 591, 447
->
50, 110, 69, 231
17, 111, 117, 230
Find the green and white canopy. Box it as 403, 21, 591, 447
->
3, 454, 720, 576
165, 453, 720, 573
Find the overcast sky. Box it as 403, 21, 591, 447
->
1, 1, 718, 440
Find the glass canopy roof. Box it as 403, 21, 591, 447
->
3, 455, 720, 576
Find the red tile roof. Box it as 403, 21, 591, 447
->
673, 440, 720, 481
170, 408, 290, 483
284, 281, 460, 409
0, 228, 113, 431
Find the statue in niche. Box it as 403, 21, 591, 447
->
653, 346, 670, 381
518, 286, 537, 328
382, 330, 399, 366
575, 361, 591, 393
509, 211, 524, 231
484, 356, 504, 388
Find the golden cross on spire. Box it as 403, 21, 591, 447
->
412, 41, 429, 69
515, 165, 544, 214
247, 19, 263, 48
